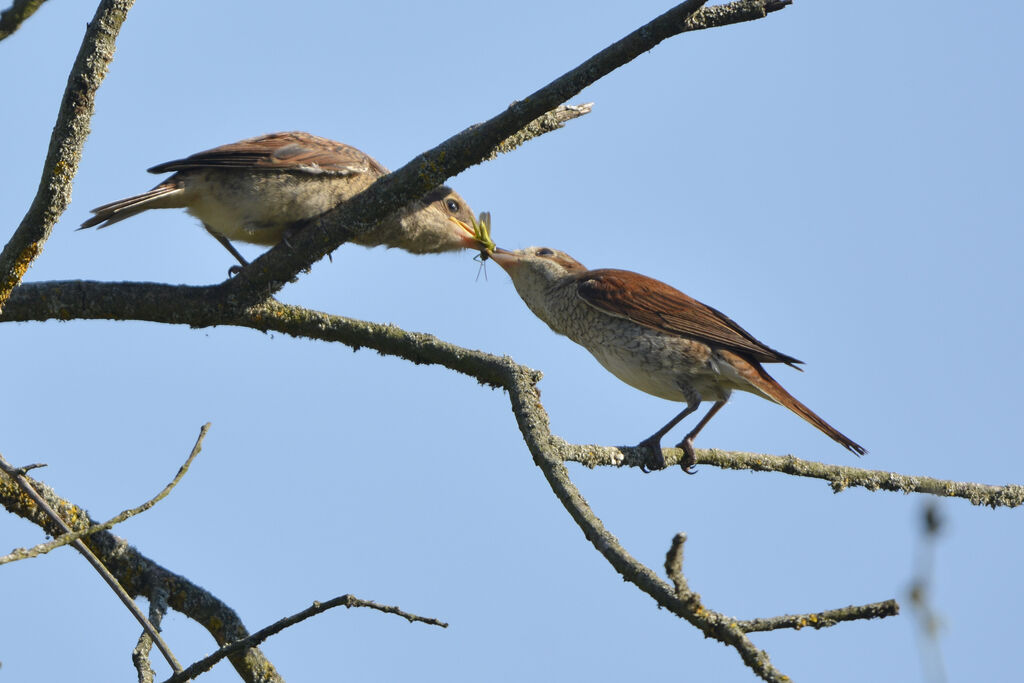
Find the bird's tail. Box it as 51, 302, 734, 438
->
719, 349, 866, 455
79, 182, 185, 229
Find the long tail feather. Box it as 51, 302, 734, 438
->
719, 349, 866, 455
79, 182, 184, 229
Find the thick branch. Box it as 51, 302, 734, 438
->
0, 0, 135, 311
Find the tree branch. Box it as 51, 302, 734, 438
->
4, 282, 1018, 511
0, 0, 135, 311
0, 451, 182, 674
0, 458, 284, 683
163, 595, 447, 683
0, 423, 209, 565
0, 0, 47, 41
213, 0, 791, 310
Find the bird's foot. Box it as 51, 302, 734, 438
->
635, 437, 667, 473
674, 437, 698, 475
227, 264, 244, 277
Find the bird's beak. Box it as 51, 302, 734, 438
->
449, 214, 496, 253
488, 247, 519, 271
448, 216, 481, 248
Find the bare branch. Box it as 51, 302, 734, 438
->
133, 586, 171, 683
692, 448, 1024, 509
162, 595, 447, 683
0, 0, 135, 312
485, 103, 594, 159
0, 0, 47, 41
5, 284, 1016, 508
215, 0, 791, 310
0, 463, 284, 683
737, 600, 901, 633
0, 451, 182, 673
0, 423, 209, 565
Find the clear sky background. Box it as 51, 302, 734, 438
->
2, 2, 1022, 681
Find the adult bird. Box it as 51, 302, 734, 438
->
489, 246, 865, 472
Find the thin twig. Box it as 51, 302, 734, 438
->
162, 595, 447, 683
485, 102, 594, 159
0, 0, 47, 41
0, 452, 182, 673
737, 600, 900, 633
133, 586, 171, 683
0, 423, 209, 565
0, 0, 135, 312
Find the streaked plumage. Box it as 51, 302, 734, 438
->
490, 246, 865, 471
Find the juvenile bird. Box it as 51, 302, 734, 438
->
489, 246, 865, 472
80, 131, 480, 266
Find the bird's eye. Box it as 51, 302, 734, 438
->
536, 247, 555, 256
445, 198, 460, 213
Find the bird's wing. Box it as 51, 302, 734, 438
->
147, 132, 386, 176
575, 269, 802, 366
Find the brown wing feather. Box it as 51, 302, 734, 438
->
147, 132, 386, 176
575, 269, 802, 366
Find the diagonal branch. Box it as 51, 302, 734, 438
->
0, 423, 209, 565
215, 0, 791, 309
0, 0, 135, 311
163, 595, 447, 683
0, 451, 182, 673
0, 455, 284, 683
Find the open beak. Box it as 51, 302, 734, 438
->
449, 212, 496, 254
448, 216, 481, 249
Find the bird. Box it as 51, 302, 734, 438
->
488, 246, 865, 472
79, 131, 481, 266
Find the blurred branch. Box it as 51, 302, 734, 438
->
163, 595, 447, 683
0, 423, 208, 565
0, 0, 46, 41
0, 451, 182, 674
0, 435, 284, 683
0, 0, 135, 312
908, 502, 948, 683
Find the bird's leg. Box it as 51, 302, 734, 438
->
203, 224, 249, 276
675, 399, 727, 474
281, 219, 332, 264
636, 384, 702, 472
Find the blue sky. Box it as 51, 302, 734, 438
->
2, 1, 1022, 681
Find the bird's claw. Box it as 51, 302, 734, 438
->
635, 438, 666, 473
676, 437, 698, 475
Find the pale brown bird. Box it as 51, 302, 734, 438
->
489, 246, 865, 472
80, 131, 480, 266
